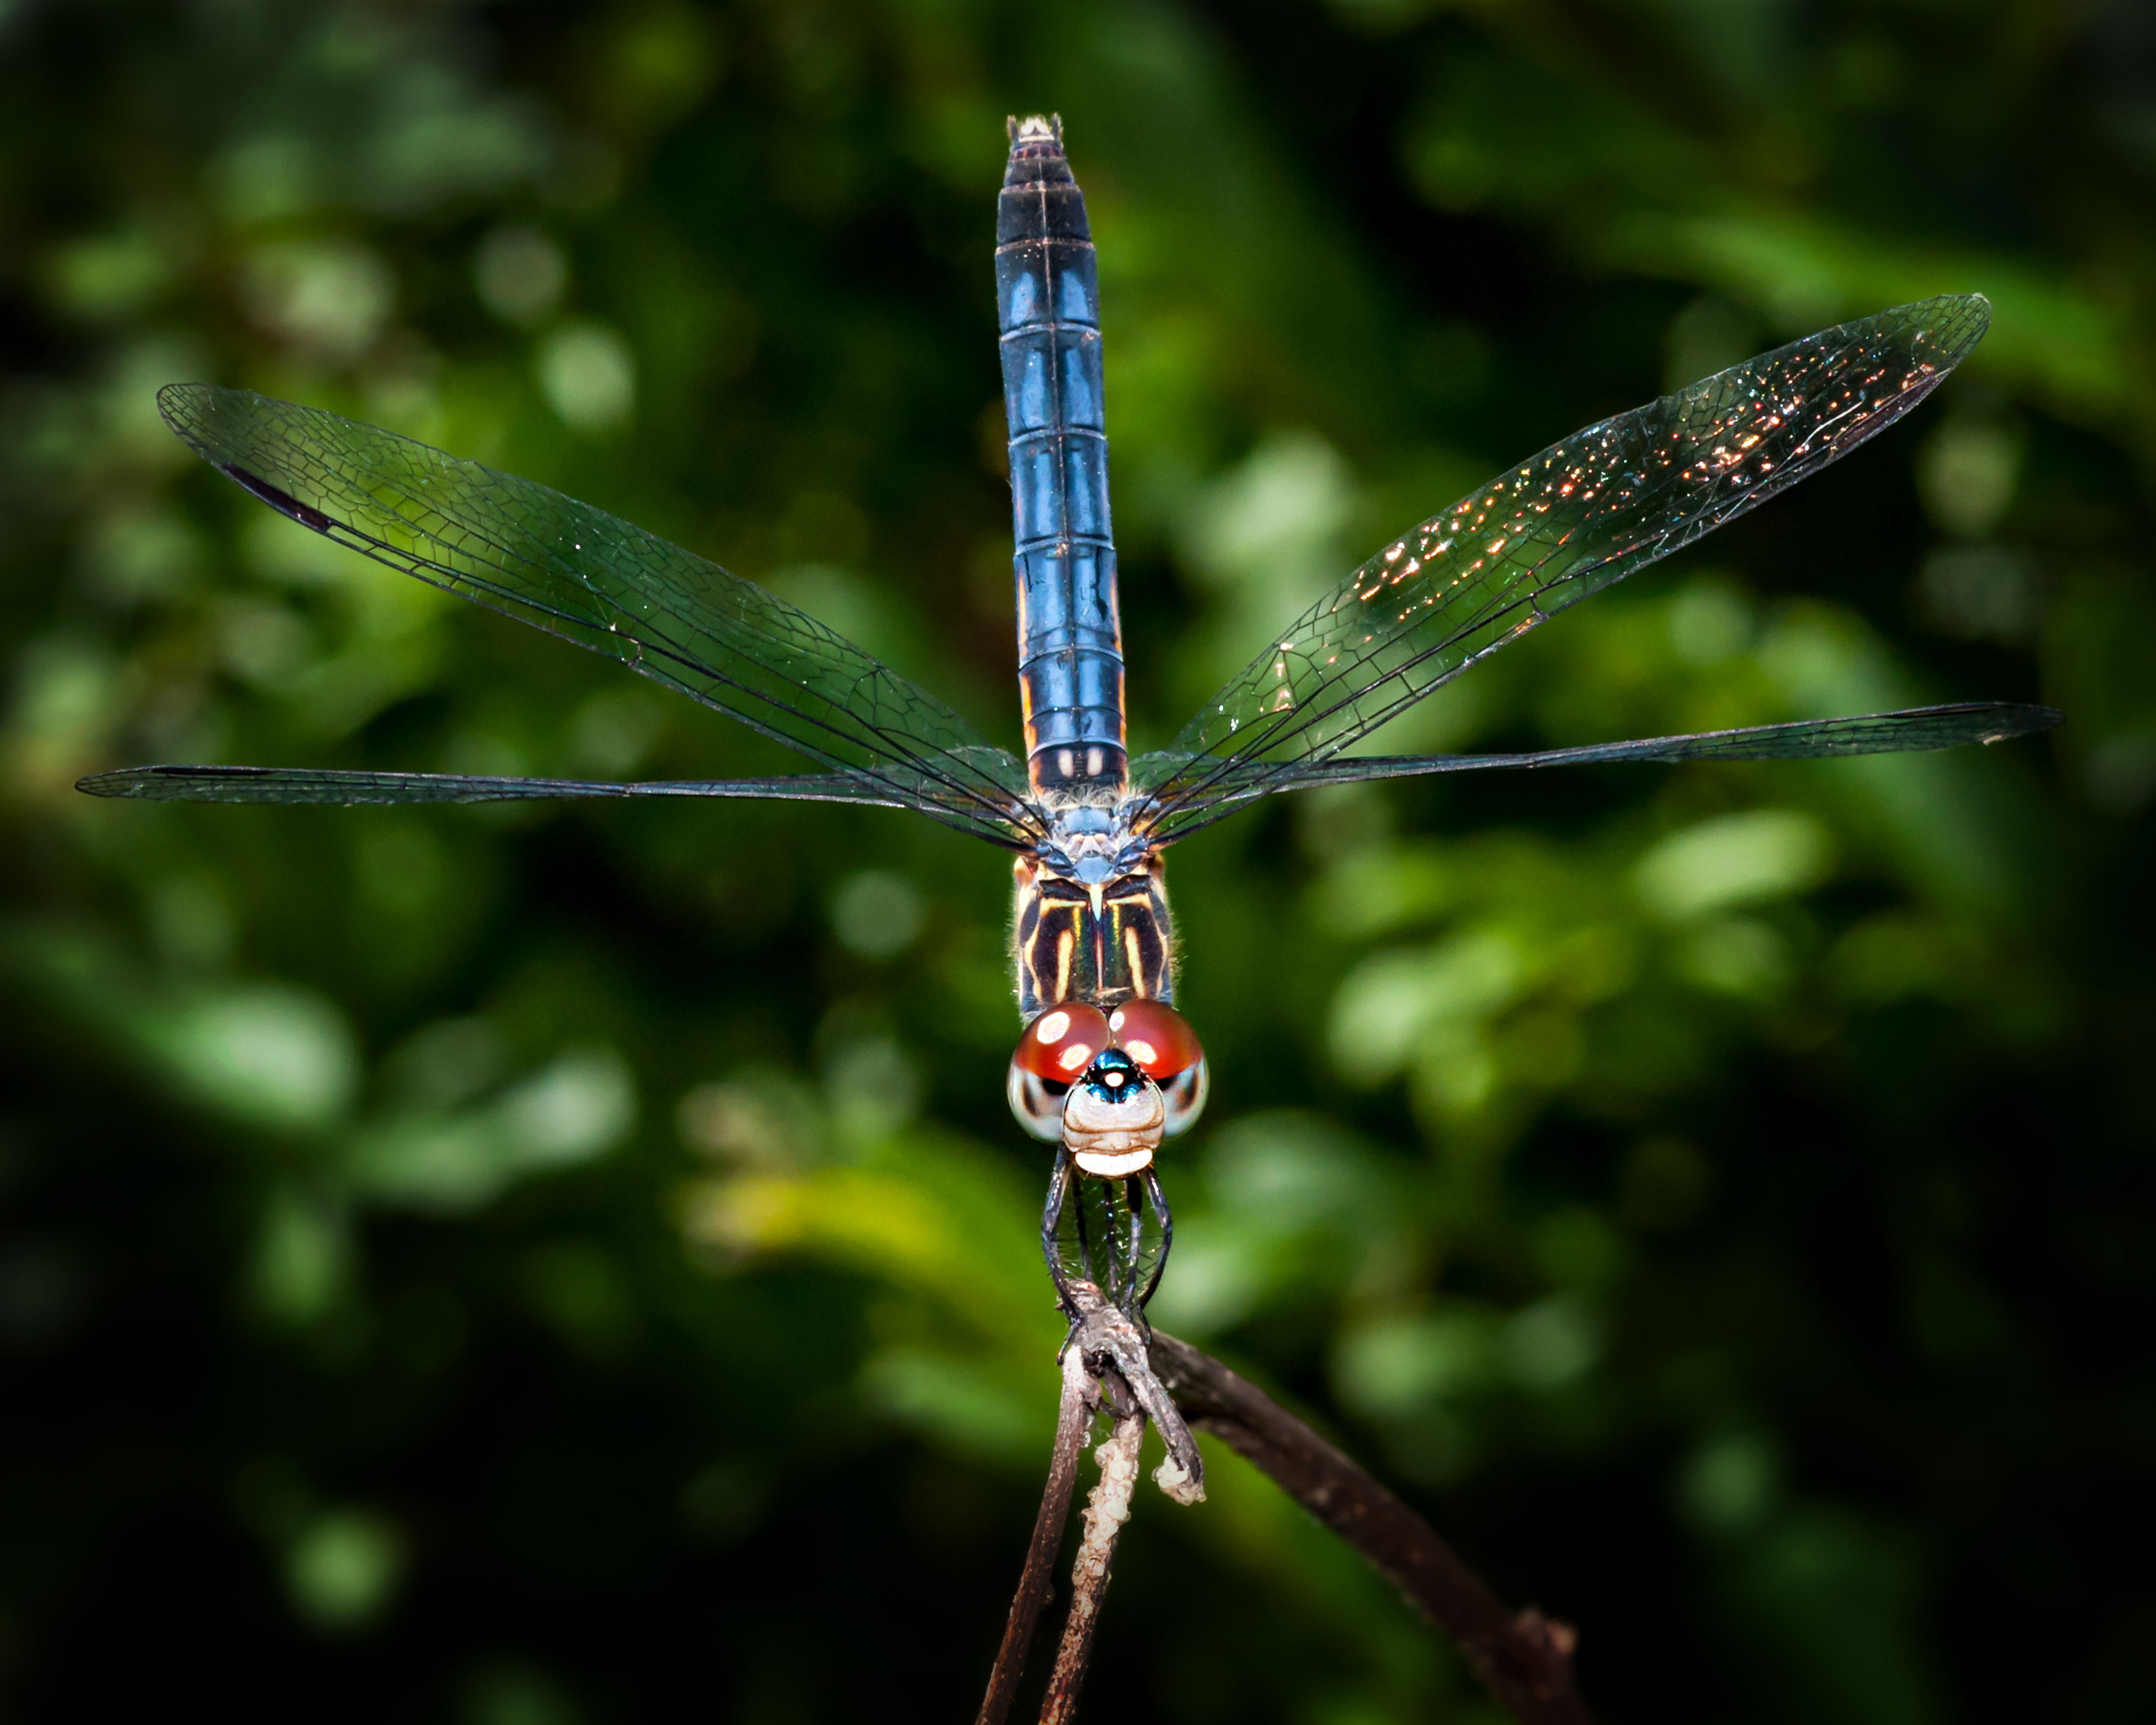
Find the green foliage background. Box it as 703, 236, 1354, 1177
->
2, 1, 2150, 1720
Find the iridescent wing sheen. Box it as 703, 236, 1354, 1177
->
1138, 296, 1993, 837
153, 385, 1040, 847
1131, 701, 2060, 845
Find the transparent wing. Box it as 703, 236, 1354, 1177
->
1143, 296, 1992, 833
1131, 701, 2060, 844
158, 385, 1038, 847
75, 763, 1021, 820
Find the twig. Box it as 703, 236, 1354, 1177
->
1065, 1283, 1203, 1504
1148, 1329, 1593, 1725
978, 1285, 1208, 1725
975, 1344, 1097, 1725
1038, 1387, 1146, 1725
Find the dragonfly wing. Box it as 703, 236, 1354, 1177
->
1132, 702, 2060, 844
73, 763, 1007, 819
158, 386, 1037, 847
1145, 296, 1992, 829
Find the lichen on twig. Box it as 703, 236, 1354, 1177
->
1037, 1392, 1144, 1725
974, 1285, 1204, 1725
979, 1298, 1590, 1725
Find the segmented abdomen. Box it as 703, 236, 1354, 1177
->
997, 120, 1127, 797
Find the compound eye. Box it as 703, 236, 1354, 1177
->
1005, 1063, 1068, 1143
1106, 998, 1203, 1081
1007, 1004, 1111, 1144
1159, 1059, 1210, 1137
1013, 1003, 1112, 1082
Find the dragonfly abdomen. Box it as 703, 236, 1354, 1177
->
998, 116, 1127, 798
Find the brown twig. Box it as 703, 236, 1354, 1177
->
1037, 1387, 1146, 1725
1149, 1329, 1593, 1725
978, 1286, 1210, 1725
1065, 1283, 1204, 1504
975, 1343, 1097, 1725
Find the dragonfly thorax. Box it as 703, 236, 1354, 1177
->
1013, 804, 1173, 1016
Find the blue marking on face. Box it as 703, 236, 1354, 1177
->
1077, 1046, 1147, 1105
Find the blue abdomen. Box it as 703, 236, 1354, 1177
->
998, 118, 1126, 797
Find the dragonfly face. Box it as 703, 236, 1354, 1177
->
79, 106, 2059, 1315
1059, 1048, 1164, 1178
1005, 1000, 1208, 1172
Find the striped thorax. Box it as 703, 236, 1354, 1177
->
1011, 795, 1172, 1016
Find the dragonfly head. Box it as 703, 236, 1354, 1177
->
1006, 999, 1211, 1168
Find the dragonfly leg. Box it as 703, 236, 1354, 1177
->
1068, 1163, 1093, 1278
1138, 1167, 1173, 1311
1122, 1177, 1142, 1305
1040, 1153, 1082, 1326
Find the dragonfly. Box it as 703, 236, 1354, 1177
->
81, 115, 2059, 1317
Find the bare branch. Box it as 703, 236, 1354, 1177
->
1149, 1329, 1593, 1725
976, 1344, 1097, 1725
979, 1284, 1213, 1725
1066, 1283, 1203, 1503
977, 1285, 1211, 1725
1038, 1391, 1146, 1725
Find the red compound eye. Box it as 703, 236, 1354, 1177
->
1107, 998, 1203, 1080
1013, 1003, 1112, 1081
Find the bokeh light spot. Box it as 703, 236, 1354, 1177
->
537, 321, 635, 433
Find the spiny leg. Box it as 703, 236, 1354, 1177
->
1138, 1168, 1173, 1311
1121, 1175, 1146, 1310
1040, 1152, 1082, 1325
1068, 1163, 1094, 1282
